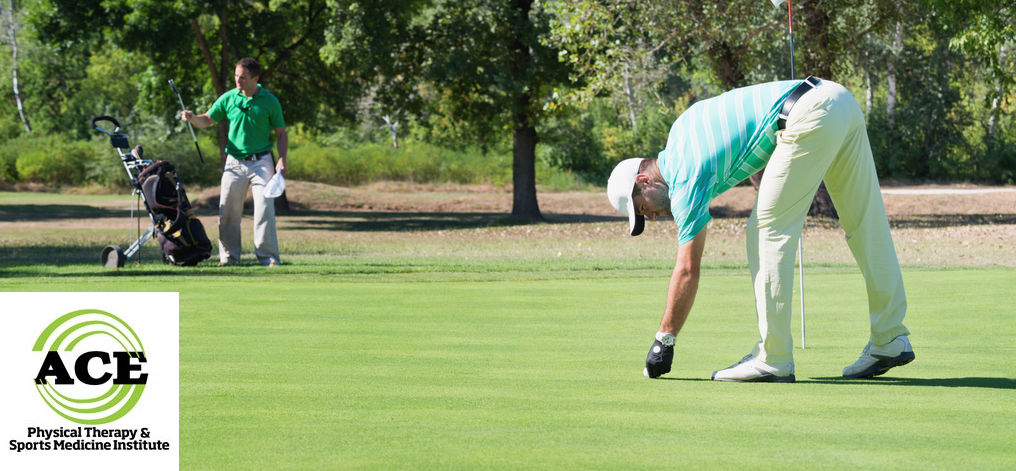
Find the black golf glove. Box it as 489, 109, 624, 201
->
644, 333, 675, 379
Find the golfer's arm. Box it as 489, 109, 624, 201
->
188, 113, 216, 129
274, 127, 288, 161
658, 228, 707, 336
274, 127, 288, 175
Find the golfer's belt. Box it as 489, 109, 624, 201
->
777, 75, 822, 130
230, 151, 273, 161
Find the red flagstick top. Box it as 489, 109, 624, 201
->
787, 0, 793, 33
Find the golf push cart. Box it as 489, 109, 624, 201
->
93, 116, 212, 268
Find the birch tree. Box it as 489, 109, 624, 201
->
2, 0, 29, 132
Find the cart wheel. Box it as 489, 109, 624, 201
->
101, 245, 126, 268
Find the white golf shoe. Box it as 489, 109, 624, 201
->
712, 354, 796, 383
842, 335, 915, 378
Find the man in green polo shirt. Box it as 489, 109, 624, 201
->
182, 57, 287, 267
607, 77, 912, 382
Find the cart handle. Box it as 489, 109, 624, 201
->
92, 116, 121, 135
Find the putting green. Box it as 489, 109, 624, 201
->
5, 268, 1014, 469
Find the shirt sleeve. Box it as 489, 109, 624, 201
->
666, 149, 716, 245
269, 97, 286, 129
671, 185, 713, 245
207, 94, 228, 123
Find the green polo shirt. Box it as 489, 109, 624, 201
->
659, 80, 800, 244
207, 84, 285, 157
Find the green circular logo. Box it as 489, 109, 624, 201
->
32, 309, 147, 425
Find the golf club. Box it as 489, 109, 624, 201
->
168, 79, 205, 163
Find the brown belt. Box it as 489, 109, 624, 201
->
231, 151, 273, 161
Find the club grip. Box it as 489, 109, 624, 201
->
168, 79, 179, 94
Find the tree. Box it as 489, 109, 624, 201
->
1, 0, 29, 132
26, 0, 344, 158
325, 0, 572, 222
321, 0, 430, 149
943, 1, 1015, 145
435, 0, 571, 221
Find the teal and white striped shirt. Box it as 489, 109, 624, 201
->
658, 80, 800, 244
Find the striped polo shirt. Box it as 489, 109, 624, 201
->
658, 80, 800, 244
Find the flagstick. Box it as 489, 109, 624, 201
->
786, 0, 806, 349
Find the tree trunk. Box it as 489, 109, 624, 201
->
382, 114, 399, 149
4, 0, 29, 133
216, 4, 230, 169
707, 40, 747, 89
511, 125, 542, 222
507, 0, 542, 222
801, 2, 832, 79
864, 59, 873, 117
986, 45, 1005, 144
623, 63, 638, 136
189, 14, 229, 169
886, 22, 902, 132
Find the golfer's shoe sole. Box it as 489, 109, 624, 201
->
711, 372, 796, 383
842, 351, 915, 379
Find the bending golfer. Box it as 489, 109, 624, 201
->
182, 57, 287, 267
607, 77, 913, 382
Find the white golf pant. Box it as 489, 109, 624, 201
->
218, 155, 280, 265
748, 80, 909, 365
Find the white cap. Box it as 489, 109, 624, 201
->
264, 172, 286, 199
606, 158, 645, 236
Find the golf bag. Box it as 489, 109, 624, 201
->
137, 160, 212, 266
93, 115, 211, 267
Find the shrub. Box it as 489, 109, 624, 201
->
8, 135, 91, 185
288, 140, 513, 186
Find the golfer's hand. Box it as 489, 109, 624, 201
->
644, 336, 674, 379
276, 158, 287, 177
181, 110, 194, 122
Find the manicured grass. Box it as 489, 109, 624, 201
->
5, 269, 1014, 470
3, 189, 1014, 469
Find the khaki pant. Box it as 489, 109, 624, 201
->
747, 80, 909, 364
218, 155, 280, 265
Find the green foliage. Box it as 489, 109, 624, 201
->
289, 140, 512, 187
539, 97, 677, 183
6, 135, 91, 184
0, 128, 220, 188
4, 0, 1014, 188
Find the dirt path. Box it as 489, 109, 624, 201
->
260, 181, 1016, 219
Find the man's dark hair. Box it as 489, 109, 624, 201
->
236, 57, 262, 79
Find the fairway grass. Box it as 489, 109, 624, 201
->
4, 269, 1014, 470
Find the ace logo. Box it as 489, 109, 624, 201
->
1, 293, 178, 470
32, 309, 149, 424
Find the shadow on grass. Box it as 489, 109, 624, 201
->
888, 213, 1016, 228
0, 203, 215, 222
651, 376, 1015, 389
283, 209, 621, 232
0, 204, 126, 221
0, 246, 268, 277
803, 376, 1016, 390
711, 207, 1016, 229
